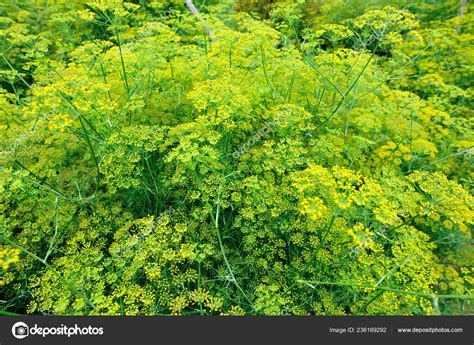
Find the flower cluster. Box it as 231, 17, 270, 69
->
1, 0, 472, 317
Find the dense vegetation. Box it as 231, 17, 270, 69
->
0, 0, 472, 316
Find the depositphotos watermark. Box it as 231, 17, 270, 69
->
232, 115, 284, 159
11, 321, 104, 339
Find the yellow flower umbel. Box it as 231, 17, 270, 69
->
374, 201, 400, 226
0, 246, 20, 271
348, 223, 376, 251
300, 197, 328, 221
0, 246, 20, 286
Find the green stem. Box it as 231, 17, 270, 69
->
0, 310, 22, 316
115, 28, 130, 94
211, 176, 254, 310
260, 45, 277, 103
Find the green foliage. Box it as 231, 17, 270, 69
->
1, 0, 472, 316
